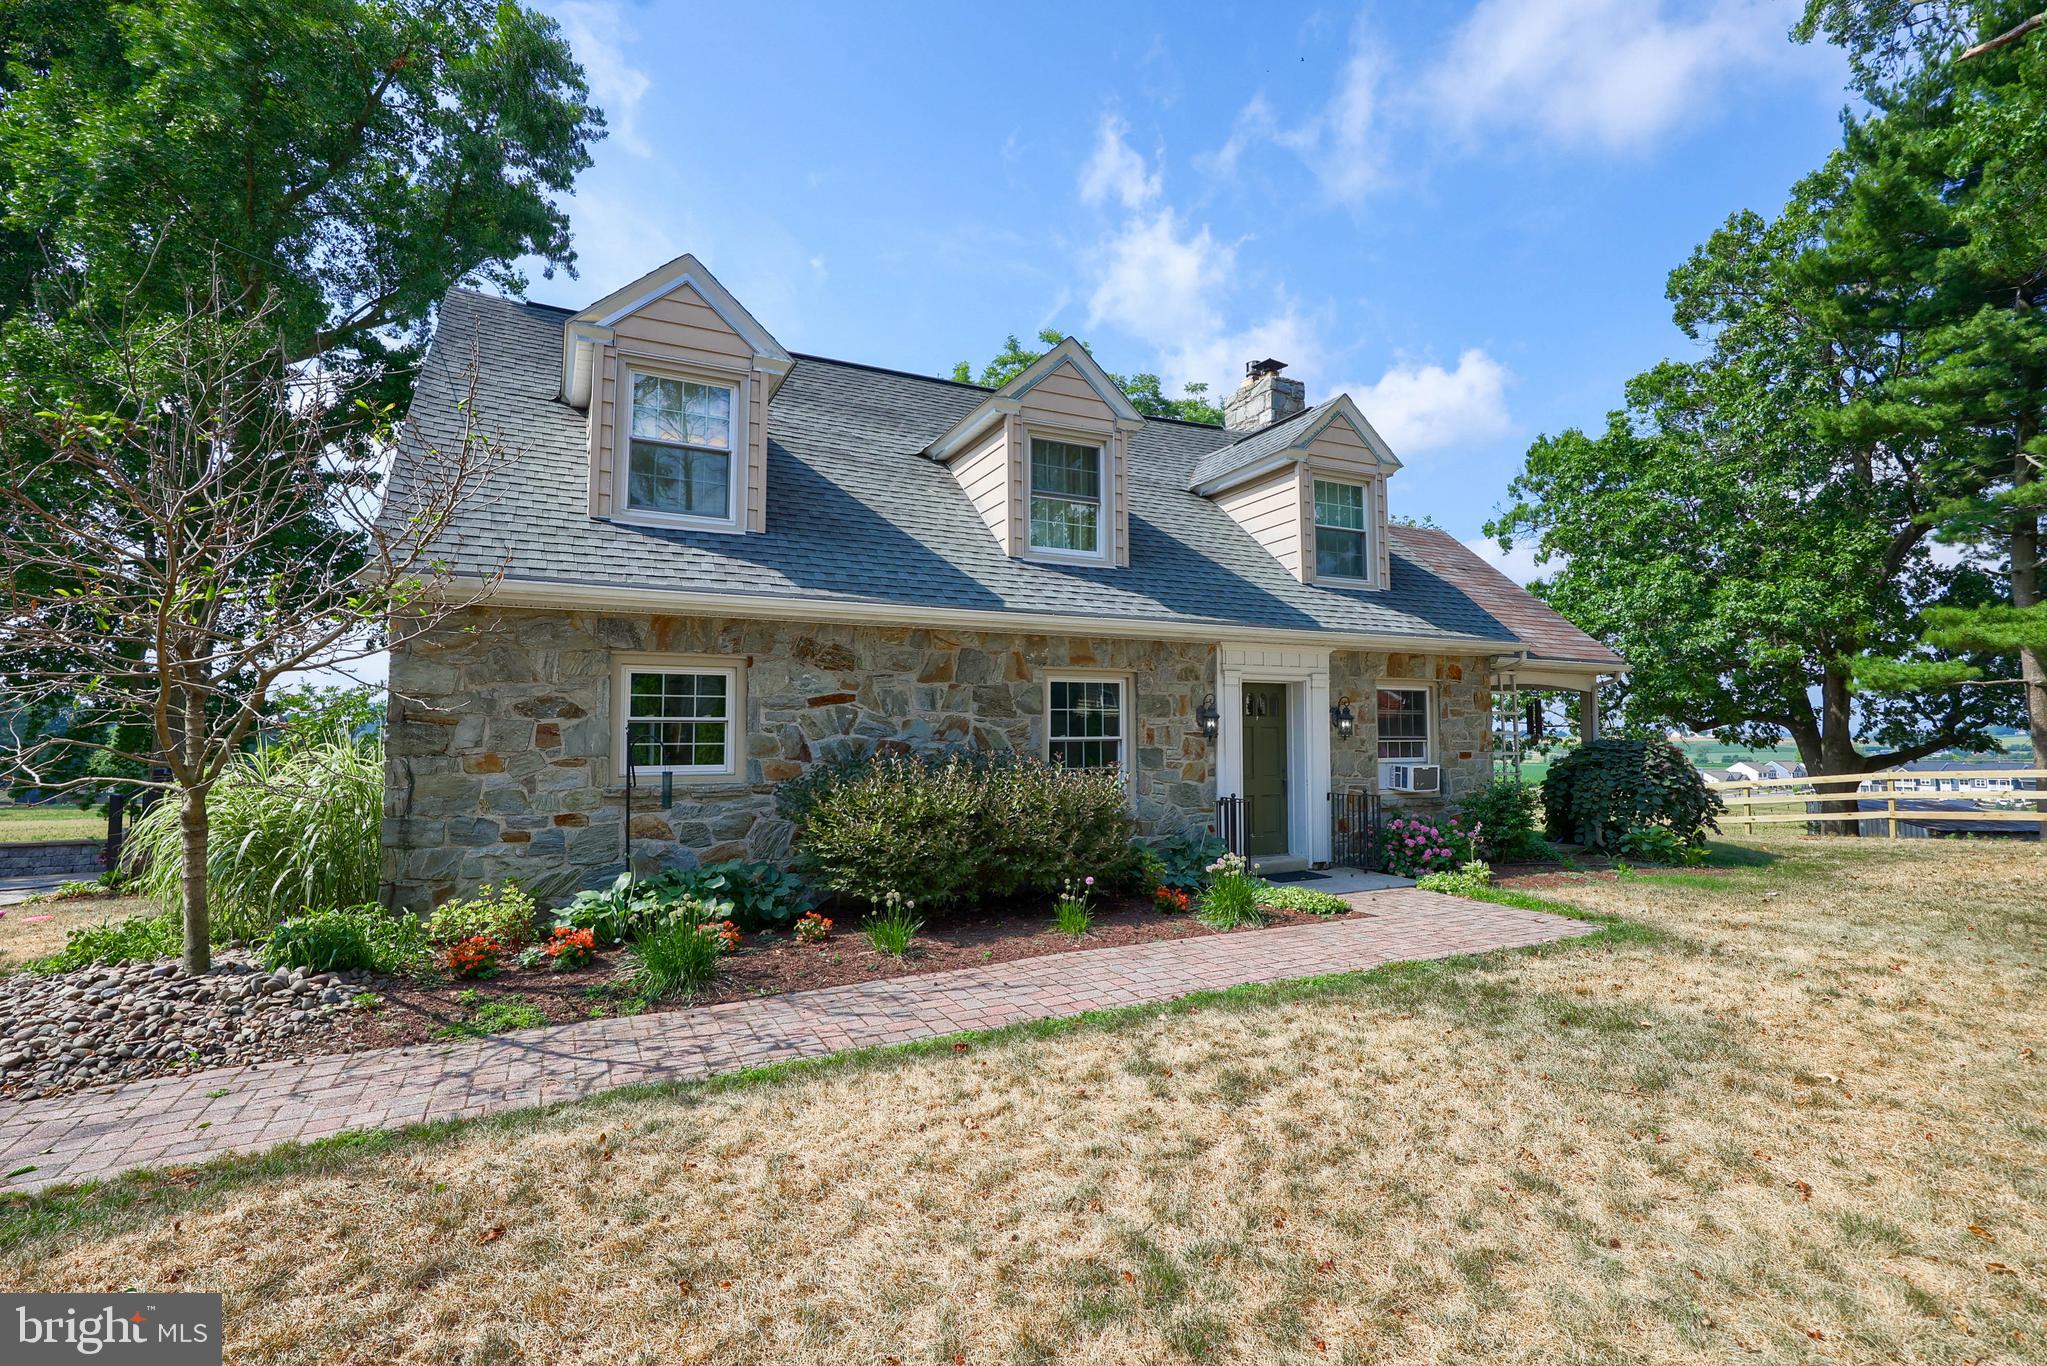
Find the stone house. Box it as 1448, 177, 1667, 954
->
381, 254, 1621, 909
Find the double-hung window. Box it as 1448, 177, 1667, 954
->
1046, 677, 1127, 773
621, 663, 738, 776
626, 370, 736, 523
1313, 479, 1368, 581
1376, 687, 1430, 762
1029, 437, 1102, 555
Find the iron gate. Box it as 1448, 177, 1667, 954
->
1329, 788, 1382, 870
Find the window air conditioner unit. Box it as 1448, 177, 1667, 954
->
1379, 761, 1441, 794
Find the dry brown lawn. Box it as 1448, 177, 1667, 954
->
0, 895, 156, 970
3, 836, 2043, 1364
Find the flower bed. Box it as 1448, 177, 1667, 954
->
5, 890, 1375, 1096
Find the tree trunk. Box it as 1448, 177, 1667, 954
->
2013, 420, 2047, 836
180, 784, 211, 975
1809, 667, 1866, 835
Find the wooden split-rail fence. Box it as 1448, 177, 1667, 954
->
1706, 769, 2047, 839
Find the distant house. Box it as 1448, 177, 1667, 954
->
1759, 760, 1806, 781
1723, 761, 1764, 783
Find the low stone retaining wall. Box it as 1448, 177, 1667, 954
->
0, 840, 105, 879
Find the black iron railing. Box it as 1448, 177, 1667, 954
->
1329, 788, 1382, 870
1214, 793, 1245, 857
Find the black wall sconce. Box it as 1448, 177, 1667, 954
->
1196, 693, 1219, 741
1331, 698, 1356, 739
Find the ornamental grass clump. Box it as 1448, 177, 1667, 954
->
1052, 876, 1095, 937
862, 889, 922, 957
629, 916, 727, 999
1196, 853, 1263, 929
122, 735, 380, 942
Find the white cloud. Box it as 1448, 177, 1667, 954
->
1078, 114, 1163, 210
551, 2, 653, 157
1347, 350, 1513, 452
1464, 535, 1550, 587
1421, 0, 1792, 151
1085, 209, 1232, 348
1200, 22, 1388, 205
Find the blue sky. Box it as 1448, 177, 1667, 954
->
518, 0, 1853, 581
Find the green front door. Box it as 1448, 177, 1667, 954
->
1242, 683, 1289, 858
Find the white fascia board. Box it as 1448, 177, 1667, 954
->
1191, 454, 1298, 498
1316, 396, 1402, 471
925, 397, 1020, 461
441, 573, 1520, 657
562, 323, 613, 408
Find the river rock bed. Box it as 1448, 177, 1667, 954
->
0, 954, 375, 1100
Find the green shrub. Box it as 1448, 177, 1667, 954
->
644, 861, 807, 931
121, 734, 380, 940
1415, 860, 1495, 898
1615, 824, 1707, 866
1125, 844, 1169, 897
1156, 833, 1227, 891
438, 994, 550, 1038
629, 917, 724, 999
783, 752, 1132, 913
1196, 857, 1263, 929
1257, 883, 1349, 916
553, 872, 726, 946
426, 883, 540, 948
23, 911, 182, 974
1542, 738, 1722, 850
1457, 778, 1552, 862
262, 905, 430, 975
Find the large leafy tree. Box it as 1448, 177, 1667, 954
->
0, 0, 602, 804
1489, 152, 2017, 790
1795, 1, 2047, 771
951, 329, 1225, 424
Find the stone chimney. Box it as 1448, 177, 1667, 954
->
1223, 358, 1306, 435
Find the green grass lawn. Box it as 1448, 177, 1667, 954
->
0, 804, 103, 843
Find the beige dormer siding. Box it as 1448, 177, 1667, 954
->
953, 419, 1013, 555
1216, 463, 1309, 581
933, 344, 1143, 566
1298, 416, 1392, 590
588, 283, 771, 532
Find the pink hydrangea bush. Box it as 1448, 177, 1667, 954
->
1376, 815, 1470, 878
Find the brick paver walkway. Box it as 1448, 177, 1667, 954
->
0, 889, 1590, 1192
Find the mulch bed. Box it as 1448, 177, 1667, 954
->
327, 896, 1368, 1054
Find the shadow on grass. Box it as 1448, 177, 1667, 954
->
0, 887, 1678, 1251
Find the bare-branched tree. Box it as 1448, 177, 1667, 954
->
0, 275, 504, 972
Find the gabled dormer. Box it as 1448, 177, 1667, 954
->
925, 338, 1146, 567
562, 254, 793, 535
1190, 363, 1400, 589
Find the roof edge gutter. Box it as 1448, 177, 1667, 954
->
433, 572, 1525, 657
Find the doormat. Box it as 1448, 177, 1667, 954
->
1260, 870, 1330, 884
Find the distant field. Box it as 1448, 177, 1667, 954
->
1514, 735, 2036, 785
0, 804, 103, 843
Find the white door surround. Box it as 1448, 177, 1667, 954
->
1214, 644, 1332, 868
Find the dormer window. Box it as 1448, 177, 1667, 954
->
625, 368, 741, 528
1028, 437, 1104, 557
1313, 479, 1368, 581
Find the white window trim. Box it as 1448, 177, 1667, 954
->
1311, 474, 1373, 586
613, 356, 748, 534
1373, 680, 1434, 765
1043, 670, 1134, 786
1023, 426, 1111, 564
614, 653, 746, 781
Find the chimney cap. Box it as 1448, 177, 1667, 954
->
1246, 358, 1287, 379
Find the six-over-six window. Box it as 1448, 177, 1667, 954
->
1376, 686, 1430, 762
1029, 437, 1102, 555
623, 666, 736, 774
1046, 677, 1125, 771
1313, 479, 1368, 580
626, 370, 735, 522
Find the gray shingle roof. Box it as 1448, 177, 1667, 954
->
1184, 402, 1330, 491
392, 289, 1614, 662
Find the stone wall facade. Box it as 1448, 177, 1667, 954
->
381, 608, 1497, 909
382, 609, 1220, 910
1329, 649, 1492, 811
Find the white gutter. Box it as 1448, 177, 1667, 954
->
442, 572, 1525, 656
